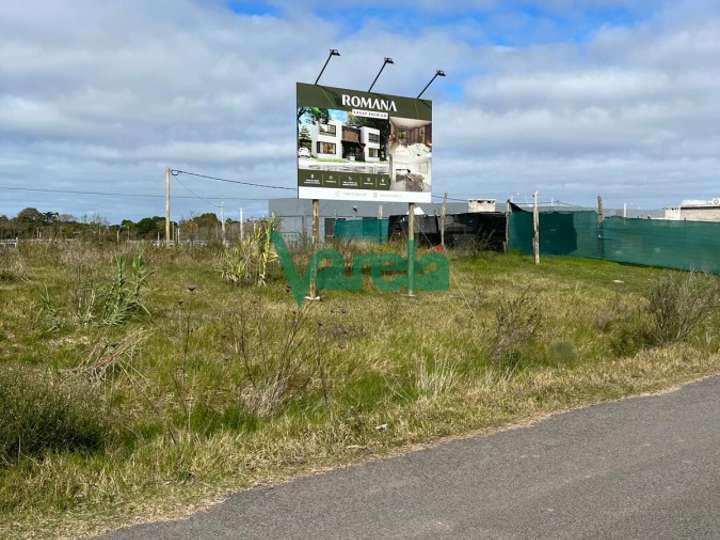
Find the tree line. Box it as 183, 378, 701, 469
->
0, 207, 249, 243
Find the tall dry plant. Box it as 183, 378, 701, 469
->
221, 217, 279, 286
226, 301, 328, 417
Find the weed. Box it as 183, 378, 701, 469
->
0, 367, 110, 466
101, 253, 151, 326
415, 355, 459, 402
490, 289, 544, 371
37, 285, 64, 332
0, 251, 28, 282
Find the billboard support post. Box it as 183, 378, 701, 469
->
408, 202, 416, 297
307, 199, 321, 301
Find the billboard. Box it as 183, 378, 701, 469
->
297, 82, 432, 203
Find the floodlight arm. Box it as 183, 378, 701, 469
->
314, 49, 340, 85
416, 69, 446, 99
368, 57, 394, 93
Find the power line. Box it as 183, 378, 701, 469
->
432, 194, 468, 202
0, 185, 268, 201
171, 169, 295, 191
173, 174, 223, 208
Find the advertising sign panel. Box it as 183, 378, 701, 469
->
297, 82, 432, 203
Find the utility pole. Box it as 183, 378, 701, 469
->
164, 167, 172, 246
597, 195, 605, 225
440, 192, 447, 250
533, 191, 540, 265
240, 208, 244, 243
623, 202, 627, 219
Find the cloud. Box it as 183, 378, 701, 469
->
0, 0, 718, 220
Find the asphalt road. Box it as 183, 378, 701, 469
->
102, 376, 720, 539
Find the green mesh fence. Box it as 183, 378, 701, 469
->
602, 217, 720, 273
334, 218, 389, 244
509, 210, 602, 258
509, 210, 720, 273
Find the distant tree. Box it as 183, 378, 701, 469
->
135, 216, 164, 237
16, 207, 44, 223
188, 212, 220, 229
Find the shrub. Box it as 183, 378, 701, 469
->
0, 367, 110, 465
645, 272, 720, 345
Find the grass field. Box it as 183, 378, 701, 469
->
1, 240, 720, 538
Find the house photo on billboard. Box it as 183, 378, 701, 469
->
298, 110, 387, 173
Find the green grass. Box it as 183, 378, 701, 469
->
1, 242, 720, 539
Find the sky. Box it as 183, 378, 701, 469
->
1, 0, 719, 222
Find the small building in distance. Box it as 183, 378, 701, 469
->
664, 199, 720, 222
468, 199, 496, 213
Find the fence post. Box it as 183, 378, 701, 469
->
533, 191, 540, 265
504, 199, 511, 254
307, 199, 321, 300
440, 192, 447, 250
597, 195, 606, 259
378, 204, 384, 243
408, 202, 416, 296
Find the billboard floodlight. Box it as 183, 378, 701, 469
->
368, 57, 395, 93
417, 69, 446, 99
314, 49, 341, 85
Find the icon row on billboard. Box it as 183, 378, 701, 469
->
300, 170, 390, 190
